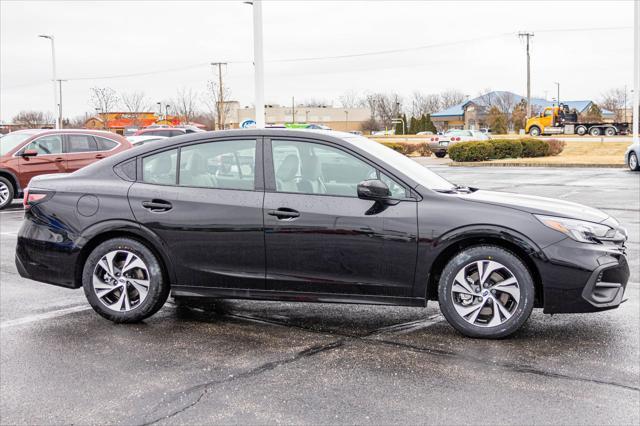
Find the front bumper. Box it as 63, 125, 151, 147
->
537, 238, 629, 314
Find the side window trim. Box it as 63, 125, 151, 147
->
263, 137, 413, 200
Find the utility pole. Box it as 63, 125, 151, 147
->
345, 110, 349, 131
211, 62, 227, 130
518, 32, 534, 118
251, 0, 265, 128
57, 79, 66, 128
554, 82, 560, 107
291, 96, 295, 123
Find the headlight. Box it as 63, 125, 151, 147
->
535, 215, 616, 244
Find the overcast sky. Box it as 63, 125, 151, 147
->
0, 0, 635, 122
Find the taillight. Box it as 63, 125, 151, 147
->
430, 137, 434, 142
23, 188, 50, 209
435, 137, 439, 141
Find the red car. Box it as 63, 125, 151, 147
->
0, 129, 131, 209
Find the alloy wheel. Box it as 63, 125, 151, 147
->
0, 182, 9, 206
450, 260, 520, 327
630, 153, 638, 170
92, 250, 151, 312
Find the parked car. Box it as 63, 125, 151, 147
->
16, 129, 629, 338
625, 141, 639, 171
348, 130, 364, 136
0, 129, 131, 209
134, 127, 196, 137
416, 131, 434, 136
127, 135, 168, 147
429, 129, 490, 158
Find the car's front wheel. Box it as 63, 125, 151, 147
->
628, 152, 640, 171
438, 245, 534, 339
435, 152, 447, 158
0, 176, 14, 210
82, 238, 169, 323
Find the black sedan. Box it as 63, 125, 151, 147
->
15, 130, 629, 338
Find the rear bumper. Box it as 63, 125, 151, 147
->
538, 238, 629, 314
15, 214, 80, 289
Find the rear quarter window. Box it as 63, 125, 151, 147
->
95, 136, 118, 151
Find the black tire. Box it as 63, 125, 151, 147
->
0, 176, 15, 210
589, 127, 601, 136
435, 152, 447, 158
438, 245, 535, 339
528, 126, 541, 137
629, 152, 640, 171
604, 127, 616, 136
82, 238, 169, 323
575, 126, 587, 136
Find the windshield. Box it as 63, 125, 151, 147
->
344, 135, 455, 191
0, 132, 37, 156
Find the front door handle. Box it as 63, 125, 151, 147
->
54, 157, 64, 163
267, 208, 300, 219
142, 199, 173, 212
95, 154, 105, 159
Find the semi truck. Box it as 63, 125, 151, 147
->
525, 105, 630, 136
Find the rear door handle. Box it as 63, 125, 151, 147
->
95, 154, 105, 159
142, 199, 173, 212
267, 208, 300, 219
54, 157, 64, 163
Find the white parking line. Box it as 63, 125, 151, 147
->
0, 305, 92, 329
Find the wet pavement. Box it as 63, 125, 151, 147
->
1, 166, 638, 425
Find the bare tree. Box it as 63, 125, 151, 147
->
365, 93, 403, 129
410, 91, 441, 117
12, 110, 54, 128
89, 87, 120, 113
66, 114, 89, 128
439, 89, 466, 109
204, 80, 232, 129
338, 90, 365, 108
298, 98, 331, 107
173, 87, 199, 124
121, 91, 149, 113
599, 88, 627, 122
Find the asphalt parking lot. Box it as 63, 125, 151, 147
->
1, 165, 638, 425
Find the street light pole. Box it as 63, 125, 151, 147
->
39, 35, 59, 129
554, 82, 560, 107
518, 32, 534, 118
251, 0, 265, 128
633, 0, 639, 145
344, 111, 349, 131
57, 79, 66, 128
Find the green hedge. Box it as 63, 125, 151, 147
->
520, 138, 549, 157
449, 138, 564, 162
488, 139, 523, 159
381, 142, 431, 156
448, 141, 494, 162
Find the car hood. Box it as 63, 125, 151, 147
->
458, 190, 610, 223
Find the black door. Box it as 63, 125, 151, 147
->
263, 138, 418, 297
128, 137, 265, 289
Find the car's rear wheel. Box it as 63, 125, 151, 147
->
0, 177, 14, 210
435, 152, 447, 158
438, 245, 534, 339
629, 152, 640, 171
82, 238, 169, 323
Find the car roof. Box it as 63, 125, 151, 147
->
9, 128, 122, 137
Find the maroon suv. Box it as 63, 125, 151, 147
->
0, 129, 131, 209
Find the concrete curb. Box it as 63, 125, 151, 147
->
448, 162, 625, 168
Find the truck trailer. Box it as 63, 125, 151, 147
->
525, 105, 630, 136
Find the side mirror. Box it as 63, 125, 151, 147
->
357, 179, 391, 201
22, 149, 38, 157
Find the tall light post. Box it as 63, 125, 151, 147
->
554, 82, 560, 107
344, 110, 349, 131
248, 0, 265, 128
38, 34, 59, 129
633, 0, 639, 145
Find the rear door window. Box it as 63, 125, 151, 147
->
142, 149, 178, 185
66, 134, 98, 153
95, 136, 118, 151
179, 140, 256, 190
